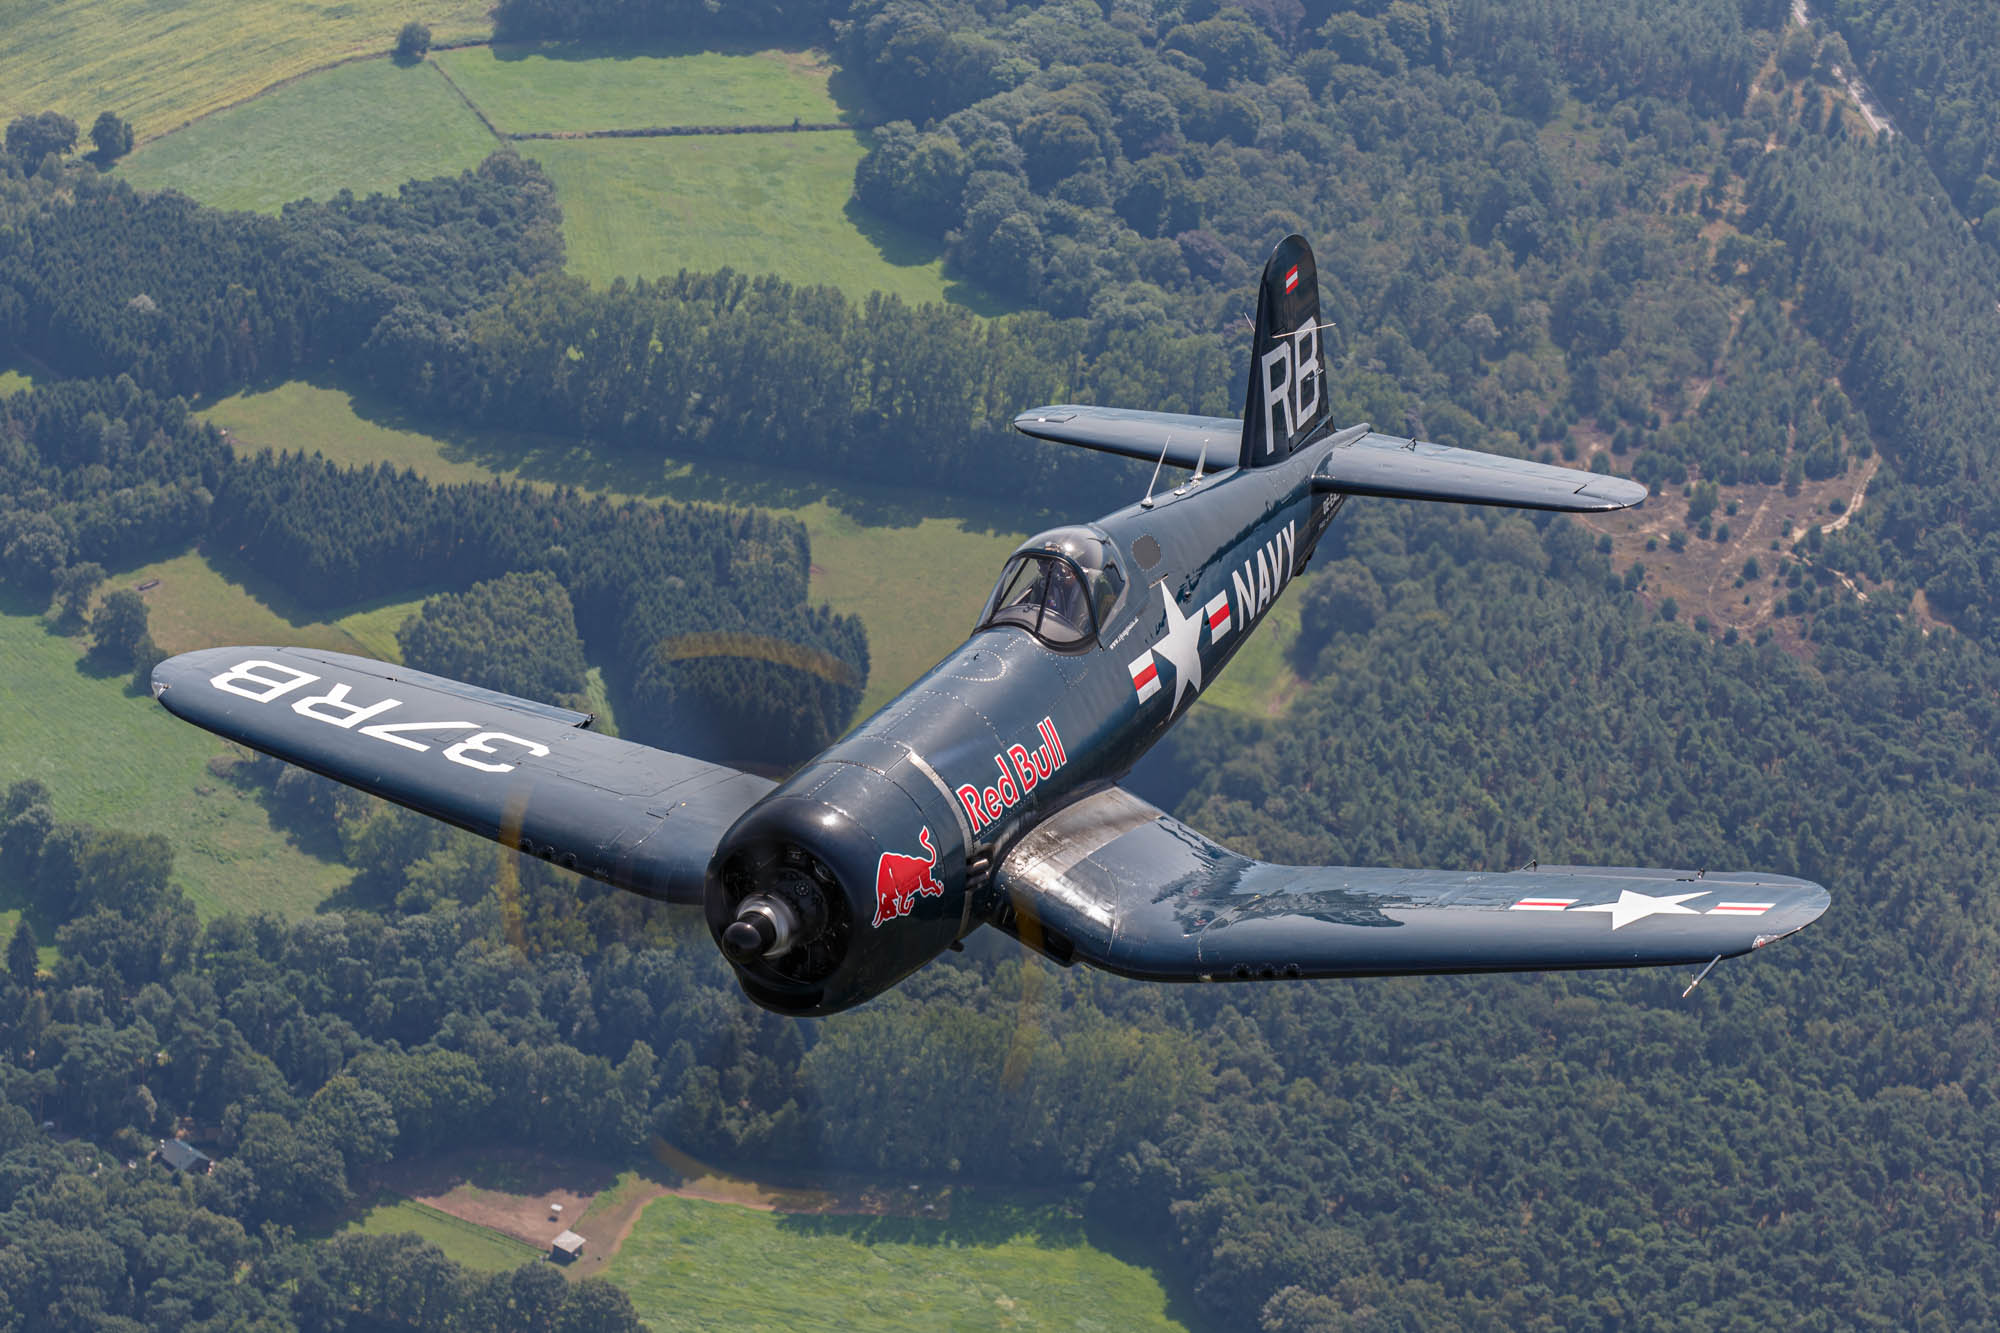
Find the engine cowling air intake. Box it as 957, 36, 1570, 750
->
704, 761, 968, 1016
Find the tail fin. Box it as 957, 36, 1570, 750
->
1240, 234, 1329, 468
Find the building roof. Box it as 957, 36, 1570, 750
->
158, 1139, 210, 1172
551, 1230, 585, 1255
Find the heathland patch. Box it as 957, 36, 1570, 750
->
0, 0, 491, 139
118, 60, 497, 214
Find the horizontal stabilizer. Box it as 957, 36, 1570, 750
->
995, 789, 1826, 981
151, 647, 773, 904
1314, 432, 1647, 512
1012, 406, 1237, 471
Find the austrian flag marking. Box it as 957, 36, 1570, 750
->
1510, 897, 1576, 912
1283, 264, 1300, 293
1204, 592, 1231, 642
1129, 652, 1161, 702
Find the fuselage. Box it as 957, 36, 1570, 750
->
824, 431, 1344, 870
705, 426, 1355, 1012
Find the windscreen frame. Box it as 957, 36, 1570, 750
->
976, 551, 1102, 649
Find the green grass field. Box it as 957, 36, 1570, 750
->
119, 549, 428, 660
0, 910, 60, 970
95, 30, 993, 309
341, 1195, 543, 1273
0, 370, 31, 397
434, 42, 850, 134
522, 133, 976, 307
0, 597, 353, 918
0, 0, 492, 141
200, 379, 1298, 720
200, 380, 1025, 712
118, 60, 497, 214
1200, 572, 1311, 718
607, 1194, 1187, 1332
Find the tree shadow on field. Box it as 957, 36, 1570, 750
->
197, 538, 432, 635
840, 188, 1020, 319
376, 1148, 628, 1203
292, 367, 1054, 537
775, 1190, 1083, 1248
0, 584, 47, 620
492, 35, 801, 64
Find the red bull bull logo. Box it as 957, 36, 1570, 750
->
872, 826, 943, 928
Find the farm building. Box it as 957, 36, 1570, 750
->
551, 1230, 585, 1262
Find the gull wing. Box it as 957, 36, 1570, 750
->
993, 790, 1827, 980
151, 646, 773, 904
1012, 406, 1238, 470
1314, 432, 1647, 512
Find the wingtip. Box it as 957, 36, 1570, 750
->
1577, 476, 1649, 509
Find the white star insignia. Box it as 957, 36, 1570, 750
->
1152, 584, 1205, 710
1569, 889, 1706, 930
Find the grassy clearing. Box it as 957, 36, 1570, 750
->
0, 366, 32, 397
118, 60, 497, 215
0, 598, 352, 918
522, 134, 985, 309
1202, 571, 1311, 718
607, 1194, 1186, 1333
0, 910, 59, 970
116, 549, 430, 659
200, 380, 1295, 720
0, 0, 492, 141
341, 1195, 543, 1273
200, 380, 1025, 710
435, 42, 848, 134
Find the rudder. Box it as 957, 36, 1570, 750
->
1239, 234, 1329, 468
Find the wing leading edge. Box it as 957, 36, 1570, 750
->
1011, 406, 1237, 470
994, 790, 1827, 980
151, 646, 773, 904
1011, 408, 1646, 513
1313, 431, 1648, 512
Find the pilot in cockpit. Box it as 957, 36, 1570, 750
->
1039, 558, 1090, 631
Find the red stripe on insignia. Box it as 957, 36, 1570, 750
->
1283, 265, 1299, 291
1707, 902, 1773, 915
1134, 664, 1157, 687
1510, 898, 1576, 911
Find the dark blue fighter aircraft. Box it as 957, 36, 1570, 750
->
150, 237, 1827, 1016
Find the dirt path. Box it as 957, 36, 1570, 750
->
1790, 0, 1896, 136
369, 1140, 959, 1269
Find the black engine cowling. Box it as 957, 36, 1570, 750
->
704, 759, 969, 1015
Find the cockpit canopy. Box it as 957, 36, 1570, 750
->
977, 526, 1127, 649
